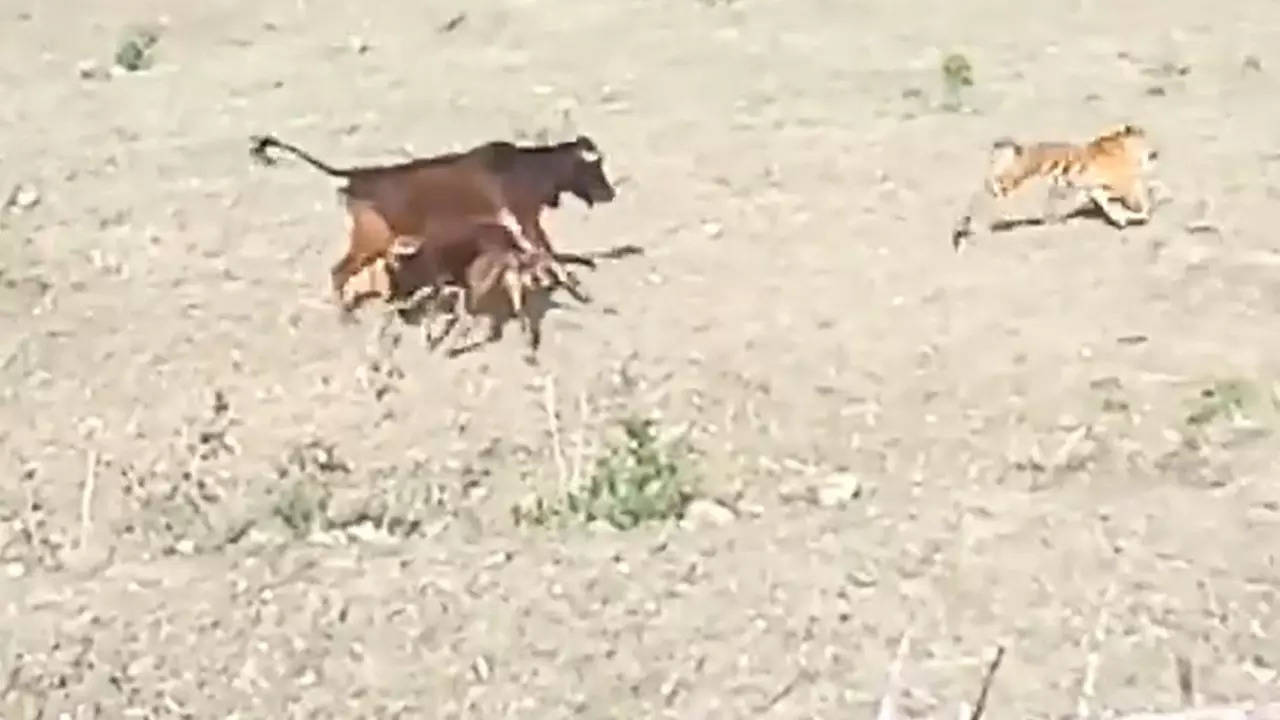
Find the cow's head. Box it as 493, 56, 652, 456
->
553, 135, 617, 209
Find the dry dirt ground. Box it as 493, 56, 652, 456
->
2, 0, 1279, 717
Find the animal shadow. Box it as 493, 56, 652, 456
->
590, 243, 645, 261
988, 203, 1112, 234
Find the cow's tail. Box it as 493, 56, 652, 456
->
249, 134, 353, 178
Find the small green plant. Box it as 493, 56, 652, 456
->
272, 480, 331, 538
940, 52, 974, 111
570, 416, 697, 529
1184, 378, 1277, 428
269, 438, 348, 538
513, 415, 699, 531
115, 25, 160, 72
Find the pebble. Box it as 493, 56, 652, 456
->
815, 472, 862, 508
5, 183, 41, 212
681, 498, 736, 529
76, 59, 109, 80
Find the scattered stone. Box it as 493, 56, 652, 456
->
439, 12, 467, 33
5, 183, 41, 213
346, 522, 398, 546
600, 84, 623, 103
815, 472, 862, 508
681, 498, 736, 529
76, 59, 109, 80
587, 519, 616, 534
471, 655, 492, 683
481, 550, 513, 568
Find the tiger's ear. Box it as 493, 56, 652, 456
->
991, 136, 1023, 155
1099, 123, 1143, 140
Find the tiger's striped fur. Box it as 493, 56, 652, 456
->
951, 123, 1162, 251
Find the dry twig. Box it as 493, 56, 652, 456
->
541, 374, 569, 496
877, 629, 913, 720
79, 449, 97, 549
967, 645, 1006, 720
1113, 705, 1280, 720
753, 668, 811, 714
1077, 581, 1118, 720
569, 390, 592, 493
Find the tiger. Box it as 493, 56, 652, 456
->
950, 123, 1165, 251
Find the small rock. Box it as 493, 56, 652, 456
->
438, 12, 467, 33
76, 59, 108, 80
587, 519, 616, 534
308, 529, 347, 547
815, 473, 862, 508
481, 550, 513, 568
4, 562, 25, 579
681, 498, 736, 529
346, 521, 397, 545
701, 220, 724, 239
5, 183, 41, 212
600, 84, 623, 103
471, 655, 492, 683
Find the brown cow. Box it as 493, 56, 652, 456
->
248, 132, 617, 316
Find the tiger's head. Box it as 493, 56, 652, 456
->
981, 137, 1027, 193
1097, 123, 1160, 171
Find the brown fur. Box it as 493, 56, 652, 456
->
382, 221, 570, 363
248, 133, 617, 314
951, 123, 1162, 250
